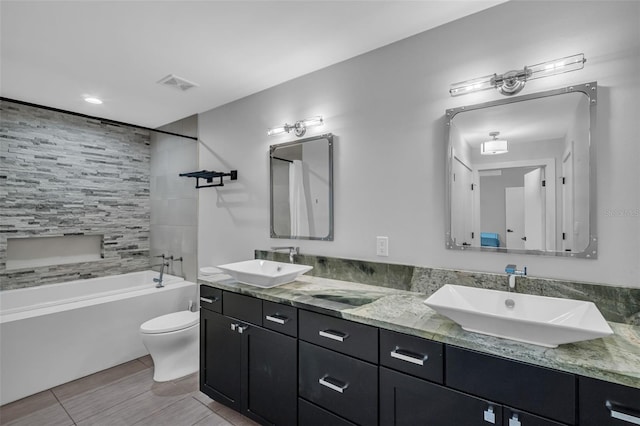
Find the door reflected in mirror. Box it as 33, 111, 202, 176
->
270, 134, 333, 240
446, 83, 597, 258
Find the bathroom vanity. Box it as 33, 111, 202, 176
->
198, 276, 640, 426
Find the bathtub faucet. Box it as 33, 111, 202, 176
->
271, 246, 299, 263
152, 261, 170, 288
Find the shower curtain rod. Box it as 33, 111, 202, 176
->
0, 97, 198, 141
273, 156, 293, 163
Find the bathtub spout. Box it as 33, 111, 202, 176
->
152, 262, 170, 288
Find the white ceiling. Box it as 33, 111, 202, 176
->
1, 1, 505, 129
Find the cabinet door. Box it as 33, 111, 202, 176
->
446, 346, 575, 425
244, 325, 297, 426
579, 376, 640, 426
299, 341, 378, 426
503, 407, 568, 426
299, 398, 358, 426
380, 367, 503, 426
200, 309, 242, 411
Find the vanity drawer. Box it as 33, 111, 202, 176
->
504, 406, 569, 426
199, 286, 222, 313
262, 300, 297, 337
298, 398, 357, 426
380, 329, 443, 383
299, 310, 378, 363
446, 346, 576, 425
578, 376, 640, 426
222, 291, 262, 326
299, 341, 378, 426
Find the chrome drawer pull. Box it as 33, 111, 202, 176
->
265, 315, 288, 325
508, 413, 521, 426
607, 401, 640, 425
319, 375, 348, 393
200, 296, 217, 304
390, 348, 427, 366
319, 329, 349, 342
483, 406, 496, 424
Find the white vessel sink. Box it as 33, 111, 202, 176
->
216, 260, 313, 288
424, 284, 613, 348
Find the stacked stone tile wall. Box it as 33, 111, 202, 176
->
0, 100, 151, 290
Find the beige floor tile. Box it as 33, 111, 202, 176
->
61, 368, 158, 422
133, 395, 213, 426
137, 355, 154, 368
52, 359, 149, 401
76, 383, 186, 426
0, 390, 73, 426
173, 372, 199, 393
191, 391, 227, 412
216, 406, 261, 426
0, 390, 57, 424
192, 412, 233, 426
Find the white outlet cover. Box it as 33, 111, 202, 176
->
376, 236, 389, 256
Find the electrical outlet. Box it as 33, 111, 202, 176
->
376, 236, 389, 257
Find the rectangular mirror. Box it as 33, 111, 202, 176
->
445, 82, 597, 258
270, 133, 333, 240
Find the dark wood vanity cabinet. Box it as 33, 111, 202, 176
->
199, 288, 297, 425
298, 310, 379, 426
380, 366, 503, 426
578, 376, 640, 425
446, 346, 576, 425
200, 286, 639, 426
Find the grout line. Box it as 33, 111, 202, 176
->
61, 370, 153, 423
190, 394, 218, 413
50, 390, 76, 426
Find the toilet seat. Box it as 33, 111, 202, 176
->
140, 311, 199, 334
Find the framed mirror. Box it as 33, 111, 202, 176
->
270, 133, 334, 240
445, 82, 597, 258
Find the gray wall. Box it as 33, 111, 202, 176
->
149, 115, 198, 282
197, 1, 640, 288
0, 101, 151, 290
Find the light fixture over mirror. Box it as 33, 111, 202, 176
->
267, 116, 324, 137
450, 53, 586, 97
445, 82, 598, 258
481, 132, 508, 155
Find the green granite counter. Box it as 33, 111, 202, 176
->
198, 274, 640, 389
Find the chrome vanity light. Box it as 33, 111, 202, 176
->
267, 116, 324, 137
449, 53, 586, 97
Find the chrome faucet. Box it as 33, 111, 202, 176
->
505, 264, 527, 292
152, 255, 170, 288
271, 246, 299, 263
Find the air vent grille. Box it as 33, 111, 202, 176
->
157, 74, 199, 91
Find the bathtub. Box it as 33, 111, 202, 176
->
0, 271, 197, 405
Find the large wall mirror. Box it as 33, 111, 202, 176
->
445, 82, 597, 258
270, 133, 334, 240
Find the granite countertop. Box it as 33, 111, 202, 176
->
198, 274, 640, 389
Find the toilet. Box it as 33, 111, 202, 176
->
139, 310, 200, 382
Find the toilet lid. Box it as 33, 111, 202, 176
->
140, 311, 199, 334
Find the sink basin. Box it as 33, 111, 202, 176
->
216, 260, 313, 288
424, 284, 613, 347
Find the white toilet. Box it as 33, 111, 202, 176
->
139, 310, 200, 382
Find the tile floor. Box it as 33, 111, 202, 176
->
0, 356, 260, 426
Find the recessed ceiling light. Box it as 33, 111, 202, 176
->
84, 97, 103, 105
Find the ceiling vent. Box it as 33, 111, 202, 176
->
157, 74, 199, 91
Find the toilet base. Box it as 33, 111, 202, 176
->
141, 323, 199, 382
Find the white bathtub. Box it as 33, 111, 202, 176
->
0, 271, 197, 405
